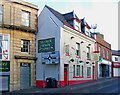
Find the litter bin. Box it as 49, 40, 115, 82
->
46, 77, 56, 88
51, 78, 56, 88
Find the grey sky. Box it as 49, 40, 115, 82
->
25, 0, 118, 50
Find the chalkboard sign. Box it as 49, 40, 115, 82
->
38, 38, 55, 53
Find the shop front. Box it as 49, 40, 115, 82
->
98, 59, 112, 78
112, 62, 120, 77
0, 61, 10, 92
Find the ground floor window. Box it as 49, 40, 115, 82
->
73, 65, 75, 77
81, 66, 84, 76
87, 67, 91, 77
76, 65, 80, 76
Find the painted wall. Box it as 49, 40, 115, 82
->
36, 6, 63, 82
60, 25, 95, 81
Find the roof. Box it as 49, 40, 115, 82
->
45, 5, 91, 29
45, 5, 67, 24
112, 50, 120, 56
45, 5, 94, 40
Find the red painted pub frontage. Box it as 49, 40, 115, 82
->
112, 62, 120, 77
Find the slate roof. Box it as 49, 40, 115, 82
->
112, 50, 120, 56
45, 5, 67, 24
45, 5, 92, 29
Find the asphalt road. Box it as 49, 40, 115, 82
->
2, 77, 120, 95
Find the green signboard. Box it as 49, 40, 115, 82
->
38, 38, 55, 53
0, 61, 10, 72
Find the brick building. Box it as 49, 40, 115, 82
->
0, 0, 38, 92
93, 33, 112, 79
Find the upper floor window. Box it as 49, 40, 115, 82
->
107, 50, 109, 59
0, 5, 3, 24
21, 40, 30, 53
103, 49, 105, 58
65, 44, 69, 55
87, 46, 90, 59
76, 43, 80, 56
115, 57, 118, 61
0, 34, 9, 60
22, 11, 30, 27
75, 21, 80, 30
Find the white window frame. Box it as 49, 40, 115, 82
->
73, 65, 75, 77
87, 67, 91, 77
22, 10, 30, 27
21, 40, 30, 53
76, 43, 80, 56
76, 65, 80, 76
0, 5, 3, 25
87, 46, 90, 59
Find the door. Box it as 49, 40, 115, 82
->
20, 63, 30, 89
64, 67, 68, 86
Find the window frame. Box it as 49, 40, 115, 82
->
0, 5, 3, 25
22, 10, 30, 27
21, 39, 30, 54
115, 57, 118, 61
76, 65, 80, 76
73, 65, 75, 77
103, 49, 105, 58
87, 67, 91, 78
86, 46, 90, 59
76, 42, 80, 56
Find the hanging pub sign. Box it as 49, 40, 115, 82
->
0, 61, 10, 72
0, 34, 10, 61
38, 38, 55, 53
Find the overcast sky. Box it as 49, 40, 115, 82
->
26, 0, 119, 50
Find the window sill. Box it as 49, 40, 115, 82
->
73, 76, 84, 78
21, 52, 29, 54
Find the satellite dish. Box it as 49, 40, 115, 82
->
91, 24, 97, 29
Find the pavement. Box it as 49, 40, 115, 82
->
2, 77, 120, 95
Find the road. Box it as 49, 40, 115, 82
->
2, 78, 120, 95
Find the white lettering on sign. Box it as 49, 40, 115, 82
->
114, 63, 120, 66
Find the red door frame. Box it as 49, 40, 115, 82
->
64, 67, 68, 86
